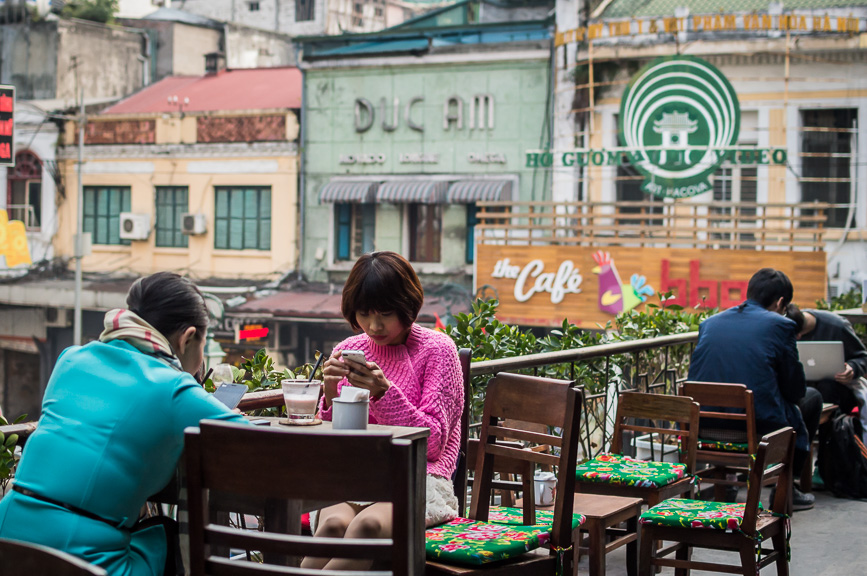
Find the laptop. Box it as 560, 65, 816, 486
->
797, 341, 845, 381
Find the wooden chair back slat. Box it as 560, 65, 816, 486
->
195, 425, 396, 502
0, 539, 107, 576
454, 348, 472, 516
186, 421, 415, 575
742, 428, 796, 531
611, 392, 700, 472
205, 557, 392, 576
204, 525, 392, 559
681, 381, 758, 454
470, 372, 582, 563
489, 426, 564, 447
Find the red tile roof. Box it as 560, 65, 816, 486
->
102, 67, 302, 115
234, 290, 450, 324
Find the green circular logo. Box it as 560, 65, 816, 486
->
619, 56, 740, 199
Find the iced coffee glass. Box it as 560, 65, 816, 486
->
282, 379, 321, 423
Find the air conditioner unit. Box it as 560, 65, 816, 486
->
181, 213, 207, 235
45, 307, 72, 328
119, 213, 151, 241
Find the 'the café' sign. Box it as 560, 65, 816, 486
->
476, 245, 826, 328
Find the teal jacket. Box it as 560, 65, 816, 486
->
0, 340, 246, 576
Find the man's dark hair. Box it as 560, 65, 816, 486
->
746, 268, 794, 309
786, 303, 805, 333
126, 272, 209, 339
341, 251, 424, 331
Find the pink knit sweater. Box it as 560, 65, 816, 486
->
319, 324, 463, 479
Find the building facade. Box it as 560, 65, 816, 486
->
299, 17, 552, 289
549, 0, 867, 297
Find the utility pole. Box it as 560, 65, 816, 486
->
73, 85, 84, 346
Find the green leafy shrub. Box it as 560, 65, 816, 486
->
814, 286, 866, 345
0, 413, 28, 493
61, 0, 118, 23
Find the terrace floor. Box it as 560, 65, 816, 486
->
598, 486, 862, 575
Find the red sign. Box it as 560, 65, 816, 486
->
236, 324, 269, 343
0, 86, 13, 167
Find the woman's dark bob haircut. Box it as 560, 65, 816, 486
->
341, 251, 424, 331
126, 272, 209, 339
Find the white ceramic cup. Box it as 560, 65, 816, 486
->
534, 472, 557, 506
332, 398, 369, 430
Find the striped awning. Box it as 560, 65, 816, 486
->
376, 180, 448, 204
319, 181, 378, 203
447, 180, 513, 203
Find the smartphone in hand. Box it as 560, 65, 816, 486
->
341, 350, 367, 365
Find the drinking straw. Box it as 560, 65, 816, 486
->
198, 367, 213, 386
308, 352, 325, 382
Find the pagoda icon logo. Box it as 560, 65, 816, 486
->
619, 56, 740, 199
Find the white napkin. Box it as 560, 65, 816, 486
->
338, 386, 370, 402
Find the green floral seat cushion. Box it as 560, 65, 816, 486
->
576, 453, 688, 488
488, 506, 586, 530
639, 498, 760, 531
425, 517, 551, 566
698, 439, 750, 453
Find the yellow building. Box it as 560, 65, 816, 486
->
56, 66, 301, 280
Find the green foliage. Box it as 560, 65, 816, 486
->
815, 286, 866, 345
204, 350, 325, 417
61, 0, 118, 23
443, 294, 712, 423
0, 413, 28, 492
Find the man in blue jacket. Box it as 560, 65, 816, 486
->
688, 268, 822, 510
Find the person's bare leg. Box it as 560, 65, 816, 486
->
322, 503, 393, 571
300, 502, 359, 569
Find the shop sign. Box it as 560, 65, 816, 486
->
527, 56, 782, 199
619, 56, 740, 198
555, 13, 863, 46
0, 209, 31, 268
476, 244, 826, 328
339, 154, 386, 165
0, 85, 13, 167
469, 153, 506, 164
353, 94, 495, 133
400, 153, 439, 164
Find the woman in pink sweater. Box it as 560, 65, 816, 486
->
301, 251, 463, 571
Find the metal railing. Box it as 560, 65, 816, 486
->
468, 332, 699, 459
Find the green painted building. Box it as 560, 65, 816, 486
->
299, 13, 552, 287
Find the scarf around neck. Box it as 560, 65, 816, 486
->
99, 309, 182, 370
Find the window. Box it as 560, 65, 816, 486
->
83, 186, 131, 245
801, 109, 857, 228
248, 1, 260, 11
214, 186, 271, 250
335, 203, 375, 261
465, 204, 478, 264
155, 186, 189, 248
616, 164, 663, 227
296, 0, 314, 21
7, 150, 41, 229
409, 204, 441, 263
374, 6, 383, 16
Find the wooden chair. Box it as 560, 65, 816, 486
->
453, 348, 472, 516
426, 373, 583, 576
185, 420, 417, 575
679, 381, 758, 500
0, 539, 107, 576
638, 427, 796, 576
574, 391, 700, 507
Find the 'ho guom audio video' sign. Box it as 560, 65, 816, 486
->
525, 56, 787, 199
619, 56, 740, 198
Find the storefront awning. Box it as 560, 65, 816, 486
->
376, 180, 448, 204
447, 180, 513, 203
319, 181, 378, 203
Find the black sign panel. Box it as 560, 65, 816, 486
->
0, 86, 13, 167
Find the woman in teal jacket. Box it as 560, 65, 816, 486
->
0, 272, 246, 576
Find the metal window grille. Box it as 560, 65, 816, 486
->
800, 109, 857, 228
155, 186, 189, 248
214, 186, 271, 251
409, 203, 441, 263
335, 203, 375, 261
83, 186, 131, 246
